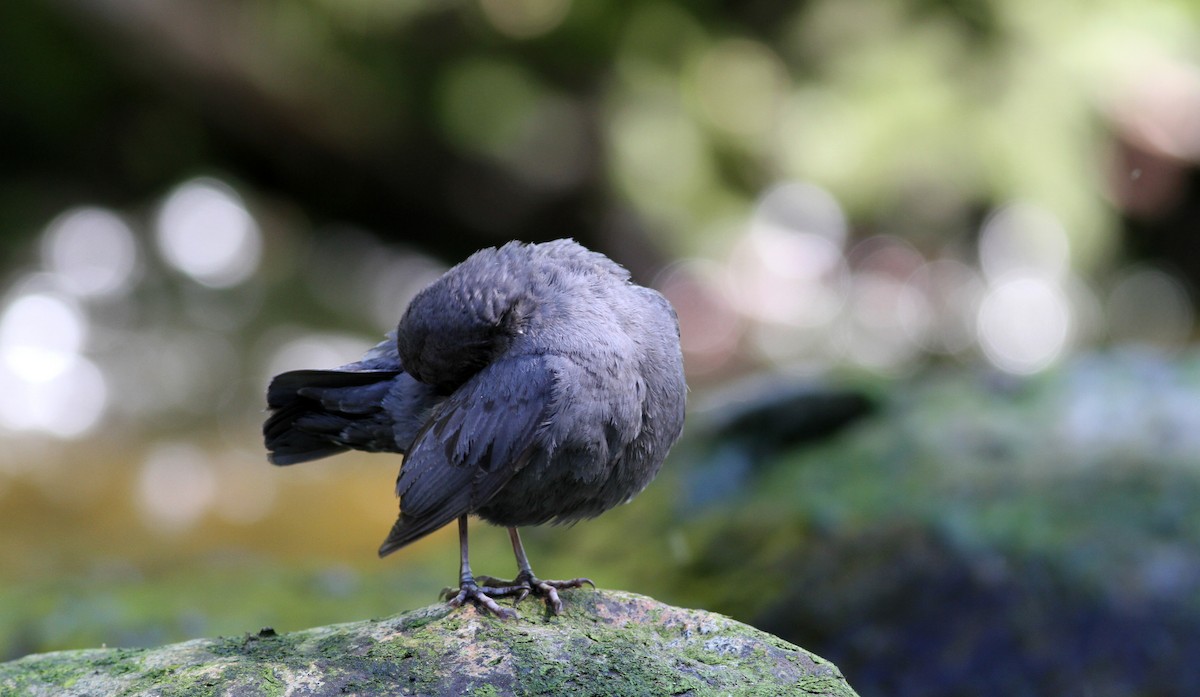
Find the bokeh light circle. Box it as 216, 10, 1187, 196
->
155, 178, 262, 288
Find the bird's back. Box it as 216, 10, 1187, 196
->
265, 239, 686, 555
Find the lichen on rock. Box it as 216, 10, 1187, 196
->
0, 589, 858, 696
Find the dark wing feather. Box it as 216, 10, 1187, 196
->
377, 354, 555, 557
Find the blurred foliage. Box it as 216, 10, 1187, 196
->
3, 2, 1200, 696
3, 0, 1199, 267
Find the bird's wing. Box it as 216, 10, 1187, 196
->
378, 353, 555, 556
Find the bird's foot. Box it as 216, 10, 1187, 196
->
474, 571, 595, 615
440, 579, 519, 619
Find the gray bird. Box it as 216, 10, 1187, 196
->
264, 239, 687, 616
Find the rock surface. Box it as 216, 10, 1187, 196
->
0, 589, 858, 696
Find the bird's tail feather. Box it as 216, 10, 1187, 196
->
264, 369, 400, 466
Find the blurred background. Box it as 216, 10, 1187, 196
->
3, 0, 1200, 694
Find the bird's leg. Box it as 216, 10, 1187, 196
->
440, 516, 517, 619
475, 527, 594, 614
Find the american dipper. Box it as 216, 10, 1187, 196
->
264, 239, 687, 616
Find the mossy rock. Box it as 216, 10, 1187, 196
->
0, 589, 858, 696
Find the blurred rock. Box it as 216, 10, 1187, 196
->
682, 377, 876, 510
669, 349, 1200, 697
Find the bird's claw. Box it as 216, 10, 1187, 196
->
474, 573, 595, 615
441, 581, 519, 619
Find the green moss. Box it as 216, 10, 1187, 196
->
366, 637, 415, 661
0, 654, 74, 694
496, 614, 703, 696
260, 667, 285, 695
799, 674, 861, 697
1, 590, 857, 696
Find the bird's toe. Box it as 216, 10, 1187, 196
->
442, 581, 519, 619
